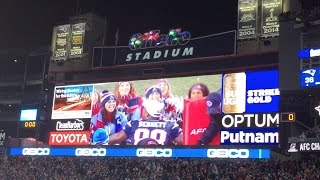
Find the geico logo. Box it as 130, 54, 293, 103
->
220, 131, 278, 144
22, 148, 50, 156
222, 114, 279, 128
207, 149, 249, 158
136, 148, 172, 157
190, 128, 206, 135
75, 148, 107, 156
50, 133, 88, 143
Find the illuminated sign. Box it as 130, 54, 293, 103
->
51, 119, 90, 131
237, 0, 258, 39
51, 85, 93, 119
207, 149, 249, 158
280, 112, 296, 122
220, 113, 279, 145
315, 106, 320, 115
222, 70, 279, 113
10, 148, 271, 159
20, 109, 37, 121
136, 148, 173, 157
288, 142, 320, 152
261, 0, 282, 37
129, 29, 191, 50
221, 113, 279, 128
49, 131, 90, 146
92, 31, 236, 66
298, 48, 320, 59
21, 121, 37, 128
300, 68, 320, 88
75, 148, 106, 156
22, 148, 50, 156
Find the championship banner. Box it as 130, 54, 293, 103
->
261, 0, 282, 37
237, 0, 258, 39
92, 30, 236, 67
52, 24, 70, 61
69, 23, 86, 58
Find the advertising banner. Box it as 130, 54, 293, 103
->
92, 30, 236, 67
238, 0, 258, 39
50, 118, 91, 131
69, 23, 86, 58
52, 24, 70, 60
288, 142, 320, 152
48, 131, 90, 146
222, 70, 279, 113
51, 84, 93, 119
10, 147, 271, 159
261, 0, 282, 37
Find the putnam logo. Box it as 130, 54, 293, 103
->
220, 130, 278, 145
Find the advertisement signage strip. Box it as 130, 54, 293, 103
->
261, 0, 282, 37
92, 31, 236, 66
220, 128, 279, 145
221, 113, 279, 128
69, 23, 86, 58
51, 85, 93, 120
222, 70, 280, 113
50, 119, 91, 131
288, 142, 320, 152
10, 148, 271, 158
49, 131, 91, 146
52, 24, 70, 60
237, 0, 258, 39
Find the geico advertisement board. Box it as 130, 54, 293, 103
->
10, 148, 271, 159
49, 131, 90, 146
50, 69, 278, 147
288, 142, 320, 152
50, 118, 91, 131
220, 113, 279, 145
222, 70, 279, 114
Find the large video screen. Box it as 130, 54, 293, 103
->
50, 70, 279, 147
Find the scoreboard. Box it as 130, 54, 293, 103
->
299, 48, 320, 88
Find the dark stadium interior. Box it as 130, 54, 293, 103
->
1, 0, 320, 179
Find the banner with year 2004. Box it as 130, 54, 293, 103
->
261, 0, 282, 38
237, 0, 258, 39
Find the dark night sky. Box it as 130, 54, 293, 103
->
0, 0, 237, 49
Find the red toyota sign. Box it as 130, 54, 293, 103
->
49, 131, 90, 146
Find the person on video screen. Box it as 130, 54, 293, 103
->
90, 90, 128, 145
108, 97, 183, 145
114, 81, 143, 121
91, 89, 101, 116
188, 83, 210, 100
156, 79, 182, 122
197, 91, 222, 145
